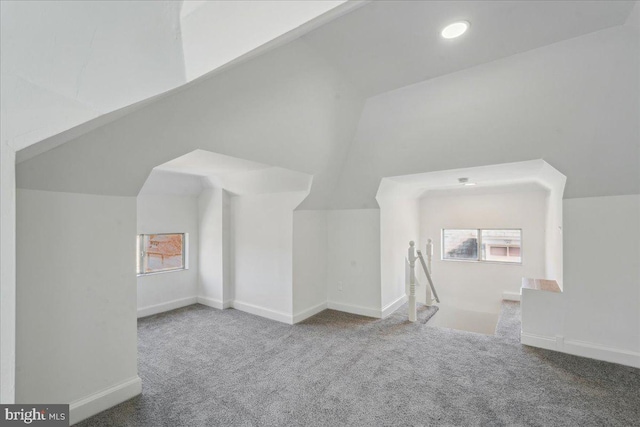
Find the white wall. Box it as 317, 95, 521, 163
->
326, 210, 381, 317
197, 187, 231, 308
0, 143, 16, 403
378, 197, 419, 311
16, 189, 139, 421
136, 194, 199, 317
539, 161, 567, 287
292, 210, 328, 322
545, 186, 564, 287
419, 189, 547, 313
562, 195, 639, 361
231, 192, 307, 322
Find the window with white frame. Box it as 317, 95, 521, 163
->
442, 229, 521, 264
137, 233, 188, 275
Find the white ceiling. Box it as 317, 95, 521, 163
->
0, 1, 185, 151
419, 181, 548, 199
377, 160, 566, 200
303, 0, 635, 96
180, 0, 349, 81
7, 0, 634, 155
1, 0, 351, 151
156, 150, 270, 178
139, 150, 313, 197
138, 170, 205, 197
11, 1, 637, 206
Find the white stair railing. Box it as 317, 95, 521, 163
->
407, 240, 440, 322
417, 248, 440, 304
407, 241, 418, 322
426, 238, 433, 276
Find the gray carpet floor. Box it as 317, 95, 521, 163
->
77, 302, 640, 426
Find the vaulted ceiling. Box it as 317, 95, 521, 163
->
11, 1, 640, 208
303, 1, 635, 96
1, 0, 350, 151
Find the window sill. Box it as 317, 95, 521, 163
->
441, 259, 522, 266
137, 268, 188, 277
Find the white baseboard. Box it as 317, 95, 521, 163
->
231, 300, 293, 324
502, 291, 521, 302
69, 376, 141, 425
292, 302, 327, 324
521, 331, 558, 351
381, 295, 407, 318
563, 339, 640, 368
327, 301, 380, 318
199, 297, 295, 325
137, 297, 197, 318
521, 332, 640, 368
196, 296, 232, 310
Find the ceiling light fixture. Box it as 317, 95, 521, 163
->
441, 21, 470, 39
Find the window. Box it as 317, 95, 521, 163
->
442, 229, 522, 264
137, 233, 188, 275
442, 229, 478, 261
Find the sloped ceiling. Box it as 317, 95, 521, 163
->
16, 39, 365, 209
1, 0, 185, 151
1, 0, 350, 152
303, 0, 635, 96
330, 20, 639, 207
14, 1, 640, 209
179, 0, 348, 81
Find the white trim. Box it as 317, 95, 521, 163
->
502, 291, 521, 302
292, 302, 327, 324
521, 332, 640, 368
564, 339, 640, 369
136, 267, 188, 278
196, 296, 232, 310
69, 376, 142, 425
183, 233, 190, 270
231, 300, 293, 324
520, 331, 558, 351
381, 294, 408, 318
327, 301, 380, 318
137, 297, 197, 318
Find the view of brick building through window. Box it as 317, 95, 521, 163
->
443, 229, 521, 264
481, 229, 521, 263
137, 233, 186, 274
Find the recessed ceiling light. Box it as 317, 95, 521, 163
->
458, 177, 476, 186
441, 21, 469, 39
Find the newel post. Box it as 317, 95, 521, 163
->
408, 241, 417, 322
426, 238, 433, 275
